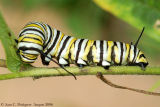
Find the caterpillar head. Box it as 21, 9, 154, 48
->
132, 27, 148, 70
15, 39, 42, 63
135, 50, 148, 70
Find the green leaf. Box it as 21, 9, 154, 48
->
93, 0, 160, 42
0, 12, 22, 72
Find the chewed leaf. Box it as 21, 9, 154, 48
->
93, 0, 160, 43
0, 12, 23, 72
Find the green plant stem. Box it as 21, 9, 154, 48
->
0, 66, 160, 80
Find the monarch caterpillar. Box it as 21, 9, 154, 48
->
15, 22, 148, 79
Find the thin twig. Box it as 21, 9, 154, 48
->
96, 72, 160, 96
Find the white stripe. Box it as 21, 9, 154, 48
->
116, 42, 121, 63
20, 26, 45, 35
45, 54, 51, 62
96, 40, 100, 62
44, 24, 51, 45
56, 35, 68, 55
79, 39, 88, 58
20, 55, 35, 62
45, 29, 61, 54
103, 40, 107, 61
44, 29, 57, 50
61, 37, 75, 57
20, 30, 45, 41
134, 48, 139, 62
77, 39, 88, 65
74, 39, 81, 59
18, 42, 43, 50
122, 42, 126, 64
24, 50, 39, 54
59, 58, 68, 65
102, 61, 110, 66
130, 45, 134, 61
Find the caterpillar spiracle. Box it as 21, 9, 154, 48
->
15, 22, 149, 79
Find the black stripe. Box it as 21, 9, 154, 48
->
23, 37, 42, 42
106, 41, 108, 51
132, 46, 137, 63
45, 30, 60, 54
123, 43, 126, 63
83, 40, 89, 64
84, 39, 89, 51
76, 39, 84, 63
135, 50, 140, 62
111, 42, 117, 65
20, 33, 45, 41
127, 44, 131, 62
99, 41, 103, 65
139, 54, 145, 58
20, 41, 43, 46
19, 28, 45, 40
57, 36, 71, 60
43, 25, 53, 49
119, 42, 123, 65
106, 41, 110, 63
21, 54, 33, 61
27, 22, 47, 31
39, 23, 47, 31
19, 47, 41, 53
21, 54, 37, 60
87, 45, 93, 63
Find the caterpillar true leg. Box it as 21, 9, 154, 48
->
103, 66, 110, 70
77, 64, 86, 68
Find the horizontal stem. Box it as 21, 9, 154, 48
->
0, 66, 160, 80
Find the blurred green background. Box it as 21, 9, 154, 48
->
1, 0, 160, 65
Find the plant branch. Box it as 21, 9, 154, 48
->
0, 65, 160, 80
96, 72, 160, 96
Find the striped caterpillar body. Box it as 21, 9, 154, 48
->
16, 22, 148, 75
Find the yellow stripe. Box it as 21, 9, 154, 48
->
22, 38, 43, 46
25, 54, 37, 60
21, 58, 31, 63
18, 34, 43, 43
54, 33, 65, 56
82, 40, 94, 61
92, 45, 98, 62
64, 38, 77, 59
138, 51, 147, 63
42, 23, 47, 30
24, 23, 45, 33
18, 36, 25, 42
107, 41, 114, 62
114, 46, 120, 63
70, 43, 75, 60
125, 44, 130, 61
20, 51, 37, 60
129, 47, 134, 62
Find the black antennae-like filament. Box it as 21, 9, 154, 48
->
135, 27, 145, 47
39, 51, 77, 80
